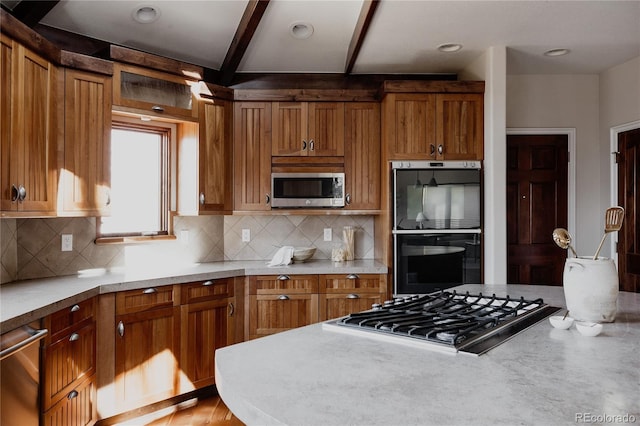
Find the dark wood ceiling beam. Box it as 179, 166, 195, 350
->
345, 0, 380, 74
218, 0, 270, 86
11, 0, 59, 28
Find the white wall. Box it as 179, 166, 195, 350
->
461, 46, 508, 284
506, 74, 600, 257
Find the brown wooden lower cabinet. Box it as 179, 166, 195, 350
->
247, 273, 387, 339
179, 278, 236, 392
114, 287, 180, 412
41, 375, 97, 426
42, 299, 97, 426
247, 275, 319, 340
319, 273, 387, 321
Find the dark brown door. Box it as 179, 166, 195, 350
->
617, 127, 640, 292
507, 134, 569, 285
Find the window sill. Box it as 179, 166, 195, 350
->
95, 235, 177, 245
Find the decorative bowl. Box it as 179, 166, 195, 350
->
575, 321, 603, 337
549, 315, 574, 330
293, 247, 316, 263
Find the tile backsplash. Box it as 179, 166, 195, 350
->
0, 215, 374, 283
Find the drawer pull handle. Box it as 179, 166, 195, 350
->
69, 333, 80, 342
346, 274, 359, 280
278, 295, 290, 301
202, 280, 214, 286
117, 321, 124, 338
277, 275, 290, 281
67, 390, 79, 400
143, 288, 157, 294
151, 105, 164, 113
228, 302, 234, 316
70, 304, 80, 312
347, 294, 360, 299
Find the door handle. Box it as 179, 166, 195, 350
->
200, 192, 205, 205
265, 194, 270, 204
117, 321, 124, 338
228, 302, 234, 316
302, 140, 307, 151
438, 144, 443, 155
10, 185, 18, 202
309, 140, 315, 151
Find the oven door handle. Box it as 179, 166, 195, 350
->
0, 326, 48, 361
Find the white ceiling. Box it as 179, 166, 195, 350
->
30, 0, 640, 76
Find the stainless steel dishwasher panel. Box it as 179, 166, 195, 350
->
1, 322, 48, 426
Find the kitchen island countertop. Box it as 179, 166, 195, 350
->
0, 259, 387, 333
215, 284, 640, 426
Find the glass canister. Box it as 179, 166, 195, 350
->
563, 257, 618, 322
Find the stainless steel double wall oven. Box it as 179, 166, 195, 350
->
392, 161, 482, 295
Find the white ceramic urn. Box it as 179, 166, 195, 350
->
563, 257, 618, 322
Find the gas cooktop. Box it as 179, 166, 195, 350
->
323, 291, 561, 356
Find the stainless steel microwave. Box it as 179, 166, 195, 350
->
271, 172, 345, 208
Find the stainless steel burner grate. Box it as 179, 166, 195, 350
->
323, 291, 561, 355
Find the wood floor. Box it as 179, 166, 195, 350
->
118, 394, 245, 426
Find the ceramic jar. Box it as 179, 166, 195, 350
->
563, 257, 618, 322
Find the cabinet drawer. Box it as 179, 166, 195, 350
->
180, 278, 232, 304
249, 275, 318, 295
42, 374, 97, 426
249, 294, 318, 339
47, 299, 95, 338
319, 274, 385, 294
320, 293, 384, 321
115, 285, 175, 315
42, 322, 96, 410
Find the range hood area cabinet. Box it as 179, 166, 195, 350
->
0, 35, 58, 216
383, 85, 484, 161
272, 102, 345, 157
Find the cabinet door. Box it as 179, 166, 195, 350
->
436, 94, 484, 161
42, 322, 96, 410
249, 293, 318, 339
199, 98, 232, 212
180, 297, 233, 390
233, 102, 272, 211
42, 375, 97, 426
0, 35, 16, 211
61, 69, 111, 214
272, 102, 307, 156
114, 306, 180, 411
113, 63, 197, 119
0, 37, 56, 213
308, 102, 344, 156
344, 103, 380, 210
383, 93, 436, 160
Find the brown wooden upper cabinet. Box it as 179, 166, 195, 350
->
59, 68, 112, 216
272, 102, 344, 157
384, 92, 483, 161
234, 102, 272, 211
113, 63, 198, 119
344, 103, 381, 210
0, 35, 57, 215
196, 98, 232, 213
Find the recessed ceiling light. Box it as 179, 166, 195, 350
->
132, 5, 160, 24
437, 43, 463, 53
289, 22, 314, 40
544, 48, 570, 57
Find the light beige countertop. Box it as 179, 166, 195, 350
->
0, 259, 387, 333
215, 284, 640, 426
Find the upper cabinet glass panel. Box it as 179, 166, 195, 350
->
113, 63, 198, 119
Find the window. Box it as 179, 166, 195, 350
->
97, 118, 174, 240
